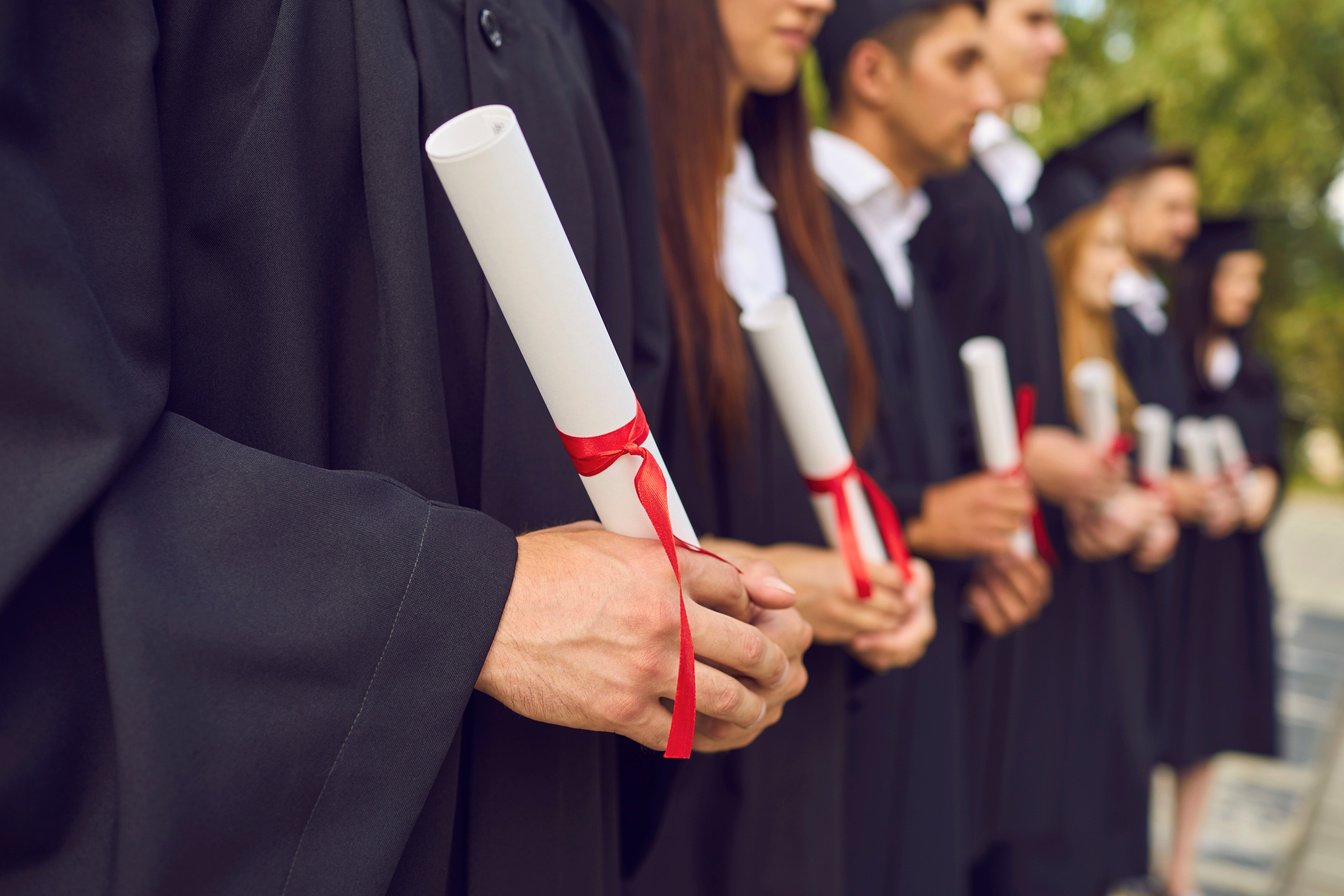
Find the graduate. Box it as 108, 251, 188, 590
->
909, 5, 1143, 892
0, 3, 814, 893
618, 0, 938, 893
1162, 217, 1282, 896
811, 2, 1051, 892
1066, 106, 1247, 893
1033, 150, 1181, 893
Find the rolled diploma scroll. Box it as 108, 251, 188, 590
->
1209, 415, 1253, 496
739, 295, 887, 563
1133, 404, 1173, 483
1069, 359, 1119, 451
959, 337, 1035, 557
1175, 417, 1220, 479
425, 105, 696, 544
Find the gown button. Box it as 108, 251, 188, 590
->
479, 9, 503, 50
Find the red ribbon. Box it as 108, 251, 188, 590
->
803, 460, 913, 598
556, 403, 696, 759
1013, 385, 1060, 566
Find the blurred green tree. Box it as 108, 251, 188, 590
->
1034, 0, 1344, 474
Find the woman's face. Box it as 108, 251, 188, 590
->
1073, 207, 1129, 313
1210, 250, 1265, 330
717, 0, 833, 95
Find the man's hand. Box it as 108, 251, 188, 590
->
1066, 487, 1153, 560
962, 551, 1051, 636
905, 473, 1034, 559
705, 539, 910, 647
847, 559, 937, 672
476, 524, 809, 753
1239, 467, 1279, 532
1167, 471, 1209, 526
1132, 506, 1179, 572
692, 556, 812, 751
1024, 426, 1126, 507
1202, 479, 1243, 539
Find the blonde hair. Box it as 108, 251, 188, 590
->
1045, 204, 1140, 432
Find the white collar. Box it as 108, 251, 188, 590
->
1110, 265, 1169, 334
811, 128, 929, 308
720, 141, 787, 313
971, 113, 1042, 232
1206, 338, 1241, 391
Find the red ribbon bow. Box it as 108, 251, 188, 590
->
556, 403, 696, 759
1013, 385, 1060, 566
803, 460, 913, 598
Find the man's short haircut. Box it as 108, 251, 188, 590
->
821, 0, 986, 109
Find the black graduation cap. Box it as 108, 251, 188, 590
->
814, 0, 983, 92
1185, 216, 1259, 263
1032, 148, 1105, 232
1067, 101, 1191, 186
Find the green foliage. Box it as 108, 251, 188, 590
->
1036, 0, 1344, 458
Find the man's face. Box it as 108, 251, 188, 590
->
1117, 166, 1201, 264
878, 7, 1003, 177
982, 0, 1065, 106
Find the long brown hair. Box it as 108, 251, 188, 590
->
622, 0, 877, 449
1045, 204, 1140, 430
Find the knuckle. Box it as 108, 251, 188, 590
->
631, 643, 669, 684
705, 681, 744, 718
604, 691, 646, 728
739, 628, 769, 668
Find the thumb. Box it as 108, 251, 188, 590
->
740, 558, 798, 609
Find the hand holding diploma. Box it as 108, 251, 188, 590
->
428, 105, 807, 756
960, 338, 1053, 561
739, 296, 912, 590
735, 295, 931, 667
1177, 417, 1241, 538
477, 525, 809, 753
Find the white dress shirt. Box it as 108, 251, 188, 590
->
971, 113, 1043, 233
1206, 338, 1241, 391
721, 141, 788, 313
810, 128, 930, 308
1110, 265, 1170, 335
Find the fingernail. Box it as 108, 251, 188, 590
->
762, 576, 796, 595
771, 659, 791, 688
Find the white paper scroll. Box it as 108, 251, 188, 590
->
1210, 415, 1253, 497
425, 105, 696, 544
959, 337, 1034, 557
1069, 359, 1119, 451
1175, 417, 1220, 479
740, 295, 887, 562
1133, 404, 1173, 483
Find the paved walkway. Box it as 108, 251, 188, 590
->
1139, 493, 1344, 896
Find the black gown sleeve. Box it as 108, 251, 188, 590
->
1, 3, 516, 893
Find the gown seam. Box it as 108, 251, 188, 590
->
277, 501, 435, 895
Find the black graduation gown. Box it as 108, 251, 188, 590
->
1107, 306, 1195, 880
912, 163, 1073, 870
0, 2, 665, 893
625, 248, 859, 896
917, 164, 1157, 896
1161, 356, 1281, 769
829, 198, 975, 896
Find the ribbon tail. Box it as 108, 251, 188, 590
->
831, 480, 872, 600
1031, 508, 1060, 567
856, 469, 913, 583
630, 451, 696, 759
